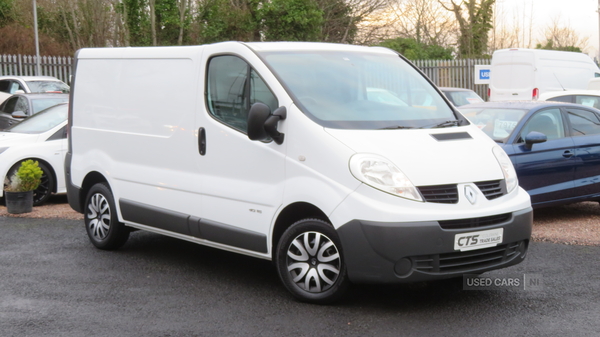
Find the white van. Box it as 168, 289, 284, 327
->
489, 48, 600, 101
66, 42, 532, 303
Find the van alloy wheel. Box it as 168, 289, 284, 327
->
276, 219, 349, 303
286, 231, 341, 293
87, 193, 111, 241
84, 183, 129, 250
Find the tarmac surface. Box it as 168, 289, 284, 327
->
1, 216, 599, 336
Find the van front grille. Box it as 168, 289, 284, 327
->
475, 180, 506, 200
417, 184, 458, 204
418, 180, 506, 204
438, 213, 511, 230
412, 241, 524, 274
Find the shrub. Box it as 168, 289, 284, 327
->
4, 160, 43, 192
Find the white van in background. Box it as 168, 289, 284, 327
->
489, 48, 600, 101
587, 78, 600, 90
66, 42, 532, 303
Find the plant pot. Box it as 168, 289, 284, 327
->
4, 190, 34, 214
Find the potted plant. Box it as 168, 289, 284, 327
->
3, 160, 43, 214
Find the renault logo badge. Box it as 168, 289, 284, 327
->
465, 185, 477, 205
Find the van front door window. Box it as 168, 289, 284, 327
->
206, 55, 277, 133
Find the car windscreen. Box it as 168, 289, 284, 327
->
32, 97, 69, 114
260, 50, 458, 129
7, 104, 68, 134
26, 80, 70, 93
460, 107, 528, 142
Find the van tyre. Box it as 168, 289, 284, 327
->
276, 219, 349, 304
84, 183, 129, 250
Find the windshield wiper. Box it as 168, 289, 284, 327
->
379, 125, 415, 130
420, 120, 459, 129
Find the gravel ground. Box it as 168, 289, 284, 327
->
1, 195, 599, 246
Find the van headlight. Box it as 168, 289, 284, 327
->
493, 146, 518, 193
349, 153, 423, 202
0, 147, 8, 155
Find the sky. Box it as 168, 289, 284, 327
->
496, 0, 599, 59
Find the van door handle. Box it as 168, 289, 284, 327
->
198, 127, 206, 156
562, 150, 573, 158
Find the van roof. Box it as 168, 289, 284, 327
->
76, 41, 397, 59
492, 48, 596, 63
244, 41, 395, 54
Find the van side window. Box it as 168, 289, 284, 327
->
206, 55, 277, 133
567, 108, 600, 136
519, 108, 565, 141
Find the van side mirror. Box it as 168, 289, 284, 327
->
524, 131, 547, 149
247, 103, 287, 144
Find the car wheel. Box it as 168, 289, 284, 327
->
276, 219, 349, 304
84, 182, 129, 250
32, 162, 54, 206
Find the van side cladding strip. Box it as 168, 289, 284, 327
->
119, 199, 268, 253
120, 199, 191, 235
430, 132, 472, 141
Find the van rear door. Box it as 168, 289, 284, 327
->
490, 50, 536, 101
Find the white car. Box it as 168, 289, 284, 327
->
538, 90, 600, 109
0, 76, 70, 105
0, 103, 68, 205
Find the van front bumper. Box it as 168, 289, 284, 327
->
336, 207, 532, 284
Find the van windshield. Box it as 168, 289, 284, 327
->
260, 50, 459, 129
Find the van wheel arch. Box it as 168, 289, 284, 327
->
272, 202, 329, 260
79, 172, 110, 210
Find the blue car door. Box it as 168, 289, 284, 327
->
565, 107, 600, 198
509, 107, 576, 206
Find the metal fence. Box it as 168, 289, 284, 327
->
0, 54, 72, 84
413, 58, 491, 100
0, 54, 491, 99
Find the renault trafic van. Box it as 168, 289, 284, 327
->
66, 42, 532, 303
489, 48, 600, 101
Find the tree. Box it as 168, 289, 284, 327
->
0, 0, 16, 27
439, 0, 495, 58
316, 0, 356, 43
385, 0, 456, 50
192, 0, 261, 44
535, 16, 588, 53
261, 0, 323, 41
488, 0, 535, 52
378, 37, 453, 60
348, 0, 393, 45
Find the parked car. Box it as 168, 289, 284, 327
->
0, 93, 69, 130
440, 87, 484, 106
0, 75, 70, 104
538, 90, 600, 109
0, 103, 68, 205
460, 101, 600, 208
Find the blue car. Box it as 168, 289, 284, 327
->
460, 101, 600, 208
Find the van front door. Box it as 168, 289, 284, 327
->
194, 47, 286, 256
